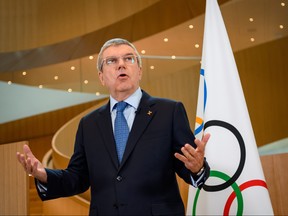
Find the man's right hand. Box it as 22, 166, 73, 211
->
16, 144, 47, 183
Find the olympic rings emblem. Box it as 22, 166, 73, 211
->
192, 120, 268, 215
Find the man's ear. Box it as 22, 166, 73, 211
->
137, 66, 142, 80
98, 72, 105, 86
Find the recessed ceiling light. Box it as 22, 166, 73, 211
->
39, 85, 43, 88
195, 44, 200, 48
164, 38, 169, 42
96, 92, 100, 96
84, 80, 88, 84
54, 76, 59, 80
189, 25, 194, 29
281, 2, 285, 7
171, 55, 176, 59
249, 18, 254, 22
68, 88, 72, 92
89, 56, 94, 60
250, 37, 255, 42
8, 81, 12, 85
150, 66, 155, 70
141, 50, 146, 54
22, 71, 27, 76
279, 25, 284, 29
71, 66, 76, 70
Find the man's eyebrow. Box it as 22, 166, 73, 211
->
105, 53, 135, 59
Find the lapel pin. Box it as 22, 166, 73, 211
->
147, 111, 152, 116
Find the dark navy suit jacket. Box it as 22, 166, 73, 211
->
38, 91, 209, 215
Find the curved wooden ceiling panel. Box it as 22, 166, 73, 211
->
0, 0, 229, 72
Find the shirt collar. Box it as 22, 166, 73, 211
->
110, 87, 142, 112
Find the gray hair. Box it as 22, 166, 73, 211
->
97, 38, 142, 72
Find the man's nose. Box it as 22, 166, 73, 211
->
117, 57, 125, 65
117, 58, 126, 69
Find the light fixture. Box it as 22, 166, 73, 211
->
279, 25, 284, 29
8, 81, 12, 85
164, 38, 169, 42
96, 92, 100, 96
189, 25, 194, 29
195, 44, 200, 48
89, 56, 94, 60
22, 71, 27, 76
39, 85, 43, 89
84, 80, 88, 84
250, 37, 255, 42
141, 50, 146, 54
249, 18, 254, 22
70, 66, 76, 70
68, 88, 72, 92
281, 2, 285, 7
54, 76, 59, 80
150, 66, 155, 70
171, 55, 176, 59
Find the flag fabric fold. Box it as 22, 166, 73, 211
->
187, 0, 274, 215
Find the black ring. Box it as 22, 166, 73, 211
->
203, 120, 246, 192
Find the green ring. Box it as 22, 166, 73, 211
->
192, 170, 244, 216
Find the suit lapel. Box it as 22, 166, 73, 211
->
96, 102, 119, 169
120, 91, 157, 168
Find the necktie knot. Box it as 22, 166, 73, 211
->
116, 101, 128, 112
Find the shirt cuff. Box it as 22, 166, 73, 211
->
35, 179, 48, 197
190, 169, 206, 188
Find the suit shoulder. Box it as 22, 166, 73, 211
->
150, 96, 183, 107
81, 103, 107, 122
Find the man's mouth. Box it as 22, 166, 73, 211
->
118, 74, 128, 78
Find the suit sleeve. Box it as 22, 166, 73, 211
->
36, 118, 90, 201
172, 102, 210, 189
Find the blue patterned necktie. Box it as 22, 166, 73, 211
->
114, 101, 129, 163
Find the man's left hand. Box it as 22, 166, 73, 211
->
174, 133, 210, 174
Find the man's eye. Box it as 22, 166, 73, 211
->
124, 56, 134, 63
106, 58, 117, 65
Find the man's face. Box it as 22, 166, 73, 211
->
98, 44, 142, 99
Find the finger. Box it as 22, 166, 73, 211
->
202, 133, 211, 143
174, 152, 189, 164
17, 152, 27, 168
194, 133, 211, 150
26, 157, 33, 174
31, 160, 38, 177
180, 146, 196, 161
23, 144, 35, 159
183, 144, 197, 155
16, 152, 23, 164
175, 152, 200, 173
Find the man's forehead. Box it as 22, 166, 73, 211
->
103, 44, 134, 57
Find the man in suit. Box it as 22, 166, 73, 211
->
17, 38, 210, 215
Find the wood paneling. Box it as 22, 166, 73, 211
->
0, 0, 231, 72
0, 0, 159, 52
0, 141, 29, 215
42, 196, 89, 216
145, 36, 288, 147
0, 35, 287, 215
261, 153, 288, 215
235, 36, 288, 146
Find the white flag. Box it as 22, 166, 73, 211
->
187, 0, 274, 215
